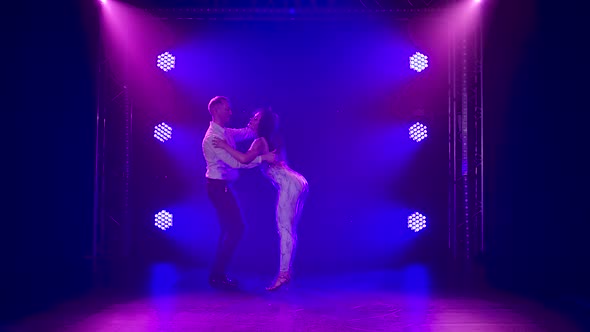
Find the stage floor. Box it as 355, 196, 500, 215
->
2, 267, 583, 332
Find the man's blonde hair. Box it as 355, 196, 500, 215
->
208, 96, 229, 115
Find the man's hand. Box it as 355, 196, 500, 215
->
261, 150, 277, 163
212, 137, 230, 150
247, 118, 256, 131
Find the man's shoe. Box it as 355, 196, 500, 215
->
208, 274, 239, 290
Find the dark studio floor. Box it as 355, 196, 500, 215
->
2, 263, 586, 332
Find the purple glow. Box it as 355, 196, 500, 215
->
154, 122, 172, 142
474, 0, 481, 3
155, 210, 173, 230
409, 122, 428, 142
157, 52, 175, 72
100, 0, 107, 4
410, 52, 429, 72
408, 212, 427, 232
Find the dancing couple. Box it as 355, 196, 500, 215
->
201, 96, 308, 291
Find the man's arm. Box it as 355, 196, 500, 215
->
225, 126, 256, 143
203, 138, 261, 169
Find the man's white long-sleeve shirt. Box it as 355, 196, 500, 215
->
202, 121, 262, 181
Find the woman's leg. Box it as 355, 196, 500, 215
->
277, 180, 308, 273
276, 187, 297, 273
267, 178, 307, 291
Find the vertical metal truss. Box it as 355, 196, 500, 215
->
473, 22, 483, 256
94, 46, 132, 262
448, 23, 457, 258
449, 19, 483, 261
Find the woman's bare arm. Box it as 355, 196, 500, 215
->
212, 137, 262, 164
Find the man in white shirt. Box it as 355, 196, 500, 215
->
202, 96, 275, 289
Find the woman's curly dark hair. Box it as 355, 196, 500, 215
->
255, 107, 282, 154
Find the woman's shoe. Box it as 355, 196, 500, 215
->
266, 271, 291, 291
